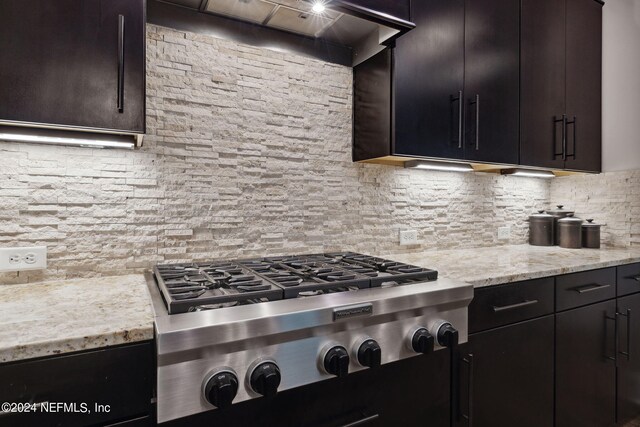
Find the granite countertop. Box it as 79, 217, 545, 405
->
0, 274, 154, 364
387, 244, 640, 288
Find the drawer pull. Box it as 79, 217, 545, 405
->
631, 275, 640, 282
574, 283, 611, 294
492, 300, 539, 313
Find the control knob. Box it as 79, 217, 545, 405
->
249, 361, 281, 398
409, 327, 435, 354
203, 369, 239, 409
434, 322, 459, 349
323, 345, 350, 378
356, 339, 382, 368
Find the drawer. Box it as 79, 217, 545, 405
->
0, 342, 153, 427
556, 268, 616, 311
469, 278, 555, 334
618, 263, 640, 297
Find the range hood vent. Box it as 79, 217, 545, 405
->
152, 0, 416, 66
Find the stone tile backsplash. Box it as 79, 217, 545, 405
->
550, 170, 640, 248
0, 24, 551, 284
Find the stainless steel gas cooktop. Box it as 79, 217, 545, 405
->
147, 252, 472, 424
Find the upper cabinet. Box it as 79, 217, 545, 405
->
354, 0, 603, 173
0, 0, 146, 135
521, 0, 603, 172
355, 0, 519, 164
392, 0, 465, 160
463, 0, 519, 164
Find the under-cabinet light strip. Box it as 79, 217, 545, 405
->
0, 132, 135, 149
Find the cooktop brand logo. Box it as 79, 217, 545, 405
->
333, 303, 373, 321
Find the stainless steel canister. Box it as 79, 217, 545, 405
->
529, 210, 555, 246
582, 219, 603, 249
547, 205, 575, 245
558, 214, 584, 249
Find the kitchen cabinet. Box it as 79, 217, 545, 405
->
556, 299, 617, 427
0, 342, 154, 427
618, 293, 640, 424
354, 0, 602, 172
392, 0, 465, 160
455, 317, 554, 427
462, 0, 519, 164
354, 0, 519, 164
0, 0, 146, 134
520, 0, 602, 172
454, 278, 555, 427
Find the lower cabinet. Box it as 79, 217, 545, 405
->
457, 265, 640, 427
556, 300, 617, 427
0, 342, 154, 427
455, 316, 554, 427
618, 293, 640, 424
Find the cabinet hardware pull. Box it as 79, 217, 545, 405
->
554, 115, 565, 159
605, 313, 618, 363
117, 14, 125, 113
562, 114, 568, 161
341, 414, 380, 427
451, 91, 463, 149
472, 95, 480, 150
566, 116, 576, 159
573, 283, 611, 294
461, 354, 474, 427
619, 309, 632, 361
631, 275, 640, 282
492, 300, 539, 313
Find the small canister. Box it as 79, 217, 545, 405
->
558, 214, 584, 249
547, 205, 575, 245
529, 210, 555, 246
582, 219, 603, 249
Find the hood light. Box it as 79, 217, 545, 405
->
404, 160, 474, 173
0, 131, 135, 149
501, 168, 555, 179
311, 1, 326, 13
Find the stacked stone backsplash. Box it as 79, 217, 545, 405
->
550, 170, 640, 248
0, 24, 549, 284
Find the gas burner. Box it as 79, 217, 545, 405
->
154, 263, 283, 314
154, 253, 438, 313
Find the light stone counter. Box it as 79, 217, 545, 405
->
386, 245, 640, 288
0, 274, 154, 363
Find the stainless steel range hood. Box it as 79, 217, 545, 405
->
152, 0, 415, 66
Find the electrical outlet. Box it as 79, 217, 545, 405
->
0, 246, 47, 272
399, 230, 418, 246
498, 226, 511, 240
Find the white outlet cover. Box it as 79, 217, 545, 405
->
498, 227, 511, 240
399, 230, 418, 246
0, 246, 47, 272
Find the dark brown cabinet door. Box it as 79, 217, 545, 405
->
556, 300, 617, 427
0, 0, 145, 133
454, 316, 554, 427
520, 0, 567, 170
393, 0, 465, 159
462, 0, 519, 164
618, 293, 640, 424
565, 0, 602, 172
